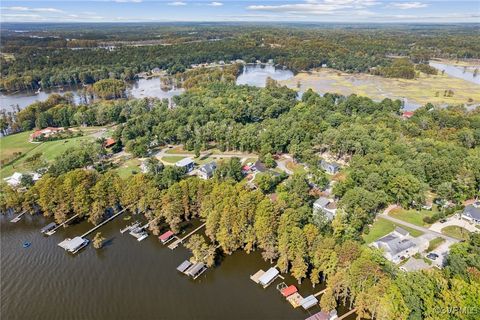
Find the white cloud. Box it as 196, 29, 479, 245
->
391, 2, 428, 9
1, 6, 64, 13
247, 0, 380, 15
167, 1, 187, 6
208, 2, 223, 6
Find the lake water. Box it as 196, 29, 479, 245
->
236, 64, 294, 87
429, 61, 480, 85
0, 77, 185, 111
1, 213, 355, 320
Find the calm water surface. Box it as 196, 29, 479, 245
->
0, 77, 184, 111
236, 64, 294, 87
429, 61, 480, 85
1, 213, 355, 320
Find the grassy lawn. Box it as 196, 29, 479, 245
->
115, 159, 141, 179
363, 217, 424, 244
427, 237, 446, 252
388, 208, 436, 227
441, 226, 470, 241
1, 134, 95, 178
0, 131, 36, 163
161, 155, 187, 164
285, 160, 307, 174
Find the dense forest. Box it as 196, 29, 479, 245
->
2, 72, 480, 318
1, 23, 479, 91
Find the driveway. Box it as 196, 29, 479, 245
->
429, 215, 479, 233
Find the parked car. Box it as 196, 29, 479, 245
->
439, 219, 447, 223
427, 253, 439, 260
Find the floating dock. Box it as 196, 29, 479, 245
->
287, 293, 303, 308
168, 222, 206, 250
10, 211, 26, 223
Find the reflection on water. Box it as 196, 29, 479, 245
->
0, 77, 185, 111
1, 213, 355, 320
429, 61, 480, 85
236, 64, 294, 87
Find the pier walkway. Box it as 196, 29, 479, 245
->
81, 206, 130, 238
168, 222, 206, 250
46, 213, 80, 235
313, 289, 326, 297
338, 308, 357, 320
10, 211, 27, 223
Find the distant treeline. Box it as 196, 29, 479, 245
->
2, 24, 479, 91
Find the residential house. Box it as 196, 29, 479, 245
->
3, 172, 41, 187
461, 203, 480, 224
402, 111, 414, 119
198, 162, 217, 180
371, 227, 422, 264
103, 138, 116, 148
313, 197, 337, 221
320, 160, 340, 175
175, 158, 195, 173
30, 127, 64, 141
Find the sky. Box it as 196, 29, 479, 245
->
1, 0, 479, 23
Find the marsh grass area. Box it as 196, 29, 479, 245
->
363, 217, 424, 244
281, 68, 480, 107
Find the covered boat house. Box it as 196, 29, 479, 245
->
58, 237, 89, 254
258, 267, 279, 288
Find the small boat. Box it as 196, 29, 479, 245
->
34, 88, 41, 94
123, 215, 132, 221
23, 242, 31, 248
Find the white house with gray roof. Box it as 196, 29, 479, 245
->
461, 203, 480, 224
371, 227, 422, 264
198, 162, 217, 180
313, 197, 337, 221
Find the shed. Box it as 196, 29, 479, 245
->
281, 285, 298, 297
300, 295, 318, 310
159, 230, 174, 243
258, 267, 279, 287
177, 260, 193, 273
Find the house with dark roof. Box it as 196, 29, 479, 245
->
371, 227, 422, 263
320, 160, 340, 175
198, 162, 217, 180
461, 204, 480, 224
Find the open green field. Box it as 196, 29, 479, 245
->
427, 237, 446, 252
161, 155, 187, 164
0, 131, 36, 163
281, 68, 480, 107
363, 217, 424, 244
115, 158, 141, 179
1, 133, 95, 178
441, 226, 471, 241
388, 208, 436, 227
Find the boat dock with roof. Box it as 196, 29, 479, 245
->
185, 262, 207, 280
40, 222, 57, 234
58, 237, 89, 254
46, 213, 80, 236
251, 267, 280, 288
176, 260, 193, 274
10, 211, 27, 223
120, 221, 141, 234
159, 230, 175, 244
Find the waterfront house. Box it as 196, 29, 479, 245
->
320, 160, 340, 175
198, 162, 217, 179
175, 158, 195, 172
461, 203, 480, 224
313, 197, 337, 221
4, 172, 41, 187
371, 227, 421, 264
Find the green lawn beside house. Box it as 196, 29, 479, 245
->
363, 217, 424, 244
388, 208, 436, 227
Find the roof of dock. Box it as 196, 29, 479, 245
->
177, 260, 193, 273
258, 267, 279, 285
187, 262, 206, 276
300, 295, 318, 310
41, 222, 57, 232
159, 230, 174, 241
58, 237, 85, 251
281, 285, 298, 297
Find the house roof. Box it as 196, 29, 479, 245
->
320, 159, 340, 170
314, 197, 330, 208
402, 111, 414, 118
464, 205, 480, 220
31, 127, 63, 139
200, 162, 217, 174
104, 138, 116, 148
175, 158, 194, 167
395, 226, 409, 236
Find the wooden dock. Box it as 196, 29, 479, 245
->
313, 289, 326, 297
168, 222, 206, 250
338, 308, 357, 320
10, 211, 27, 223
46, 213, 80, 235
81, 206, 130, 238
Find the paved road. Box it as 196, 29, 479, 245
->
378, 214, 460, 242
430, 215, 479, 233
